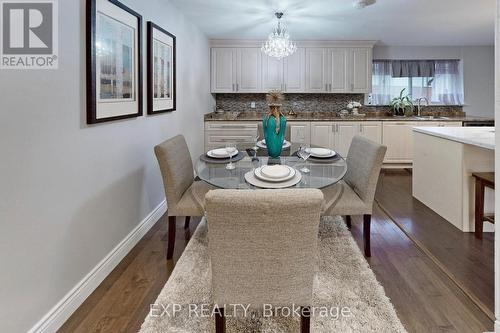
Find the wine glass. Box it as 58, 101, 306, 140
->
252, 134, 260, 152
225, 142, 237, 170
298, 145, 311, 173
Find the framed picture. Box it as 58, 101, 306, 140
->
86, 0, 142, 124
147, 22, 176, 114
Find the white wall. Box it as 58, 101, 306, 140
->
0, 0, 214, 332
374, 45, 495, 118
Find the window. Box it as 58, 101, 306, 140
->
371, 60, 464, 106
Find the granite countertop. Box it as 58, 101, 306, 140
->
204, 111, 493, 122
413, 127, 495, 150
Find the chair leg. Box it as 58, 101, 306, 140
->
167, 216, 176, 260
363, 214, 371, 257
345, 215, 352, 230
300, 306, 310, 333
475, 179, 484, 239
215, 307, 225, 333
184, 216, 191, 230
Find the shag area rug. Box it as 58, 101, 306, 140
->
140, 216, 407, 332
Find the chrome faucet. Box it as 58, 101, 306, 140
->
416, 97, 429, 116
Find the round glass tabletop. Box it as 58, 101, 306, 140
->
195, 142, 347, 190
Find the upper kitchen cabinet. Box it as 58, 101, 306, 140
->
349, 48, 372, 93
261, 47, 306, 92
211, 47, 262, 93
283, 48, 306, 92
262, 55, 283, 91
211, 48, 237, 93
210, 41, 375, 93
304, 46, 372, 93
236, 48, 262, 92
327, 48, 349, 93
305, 48, 328, 92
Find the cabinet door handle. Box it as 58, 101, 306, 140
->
351, 83, 354, 91
329, 83, 332, 91
232, 84, 235, 91
236, 83, 239, 91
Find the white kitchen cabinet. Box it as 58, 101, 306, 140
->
204, 122, 258, 151
383, 121, 463, 163
262, 56, 283, 91
327, 48, 349, 93
284, 48, 306, 92
236, 48, 262, 92
349, 48, 372, 93
383, 122, 417, 163
359, 122, 383, 143
311, 122, 335, 148
311, 121, 382, 157
211, 48, 262, 93
289, 122, 311, 144
211, 48, 236, 93
335, 122, 360, 157
305, 48, 328, 92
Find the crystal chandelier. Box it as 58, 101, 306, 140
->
261, 12, 297, 60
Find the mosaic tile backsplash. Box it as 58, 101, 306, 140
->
215, 93, 464, 115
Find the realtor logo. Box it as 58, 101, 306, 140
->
1, 0, 58, 69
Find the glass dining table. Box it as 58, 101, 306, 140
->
195, 142, 347, 190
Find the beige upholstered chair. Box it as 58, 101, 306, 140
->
154, 135, 214, 260
205, 189, 324, 333
322, 135, 387, 257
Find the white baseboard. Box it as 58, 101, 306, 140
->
28, 200, 167, 333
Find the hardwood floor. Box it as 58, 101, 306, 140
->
375, 170, 494, 318
60, 177, 494, 332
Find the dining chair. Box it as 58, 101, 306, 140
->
205, 189, 324, 333
258, 122, 291, 142
322, 135, 387, 257
154, 135, 215, 260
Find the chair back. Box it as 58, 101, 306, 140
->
344, 135, 387, 204
154, 135, 194, 209
205, 189, 324, 307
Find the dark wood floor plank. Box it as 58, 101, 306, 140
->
375, 170, 494, 315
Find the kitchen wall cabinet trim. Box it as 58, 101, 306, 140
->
210, 41, 375, 94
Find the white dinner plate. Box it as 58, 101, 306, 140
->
256, 140, 292, 149
260, 165, 290, 179
254, 166, 296, 183
207, 148, 239, 159
245, 169, 302, 189
307, 148, 336, 158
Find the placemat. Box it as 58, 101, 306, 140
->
199, 151, 245, 164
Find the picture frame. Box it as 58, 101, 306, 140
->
86, 0, 142, 124
147, 22, 176, 114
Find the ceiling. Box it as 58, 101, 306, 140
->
170, 0, 495, 46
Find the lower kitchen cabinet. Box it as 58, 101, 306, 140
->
288, 122, 311, 144
311, 121, 382, 157
383, 121, 462, 163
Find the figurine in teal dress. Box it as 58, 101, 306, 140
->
263, 108, 287, 158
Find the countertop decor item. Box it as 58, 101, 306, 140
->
347, 101, 362, 115
261, 12, 297, 60
390, 88, 414, 116
263, 90, 287, 158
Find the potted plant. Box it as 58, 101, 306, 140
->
390, 88, 414, 116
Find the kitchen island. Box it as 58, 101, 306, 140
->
412, 127, 495, 232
